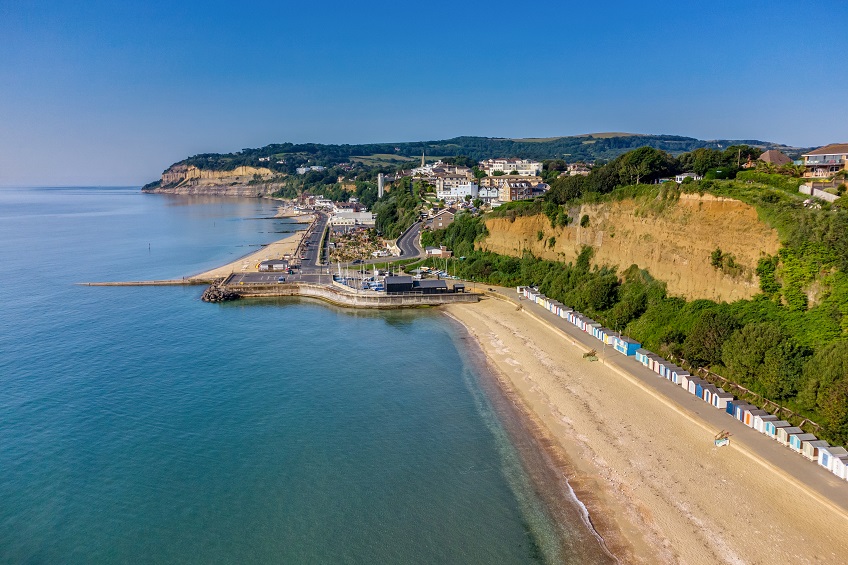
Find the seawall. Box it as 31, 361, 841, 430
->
222, 281, 480, 309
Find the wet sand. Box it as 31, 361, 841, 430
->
444, 297, 848, 564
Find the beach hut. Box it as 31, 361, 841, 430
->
682, 373, 695, 391
712, 390, 734, 410
612, 336, 641, 356
753, 414, 778, 434
673, 368, 691, 384
744, 409, 769, 428
789, 432, 817, 453
802, 439, 829, 461
635, 349, 652, 367
733, 404, 758, 422
688, 378, 707, 396
777, 427, 803, 445
818, 446, 848, 472
725, 399, 737, 416
764, 420, 792, 438
695, 381, 706, 398
701, 384, 718, 404
832, 455, 848, 480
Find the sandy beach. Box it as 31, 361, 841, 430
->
445, 297, 848, 564
191, 212, 313, 280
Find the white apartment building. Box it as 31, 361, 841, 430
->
479, 158, 543, 177
436, 182, 478, 203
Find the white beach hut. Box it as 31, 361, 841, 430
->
832, 455, 848, 480
712, 390, 734, 410
818, 446, 848, 472
753, 414, 778, 434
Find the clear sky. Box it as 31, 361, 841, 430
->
1, 0, 846, 186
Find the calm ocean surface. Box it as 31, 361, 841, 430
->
0, 187, 610, 564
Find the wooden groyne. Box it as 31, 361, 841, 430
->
218, 282, 480, 309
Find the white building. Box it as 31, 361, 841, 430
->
436, 182, 478, 203
331, 211, 376, 226
675, 172, 703, 183
479, 158, 542, 177
296, 165, 326, 175
477, 187, 500, 206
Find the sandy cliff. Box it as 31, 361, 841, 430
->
481, 193, 781, 302
145, 164, 285, 197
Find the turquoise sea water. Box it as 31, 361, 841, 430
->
0, 188, 612, 564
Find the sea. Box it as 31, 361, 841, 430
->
0, 187, 615, 564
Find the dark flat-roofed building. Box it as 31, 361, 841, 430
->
385, 275, 414, 293
413, 279, 448, 294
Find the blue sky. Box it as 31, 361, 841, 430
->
1, 0, 846, 185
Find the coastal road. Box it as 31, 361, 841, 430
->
299, 212, 330, 271
479, 285, 848, 513
395, 221, 423, 258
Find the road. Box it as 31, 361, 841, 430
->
480, 284, 848, 513
396, 221, 423, 258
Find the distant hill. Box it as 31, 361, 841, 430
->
163, 134, 809, 176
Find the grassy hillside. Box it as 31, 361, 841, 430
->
158, 134, 807, 177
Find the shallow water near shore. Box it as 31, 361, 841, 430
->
0, 187, 612, 563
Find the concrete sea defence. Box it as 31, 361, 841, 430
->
213, 281, 479, 308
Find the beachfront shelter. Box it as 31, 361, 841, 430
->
688, 378, 706, 395
753, 414, 778, 434
777, 427, 803, 445
802, 440, 830, 461
673, 368, 690, 385
701, 384, 718, 404
818, 446, 848, 472
612, 336, 641, 356
832, 455, 848, 480
713, 391, 734, 410
789, 432, 817, 453
635, 349, 652, 366
734, 404, 758, 422
764, 420, 792, 438
744, 409, 769, 428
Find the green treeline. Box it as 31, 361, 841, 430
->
420, 175, 848, 444
168, 135, 802, 176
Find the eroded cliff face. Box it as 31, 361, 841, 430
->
481, 193, 781, 302
146, 164, 284, 197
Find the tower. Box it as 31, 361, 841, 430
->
421, 150, 425, 168
377, 173, 384, 198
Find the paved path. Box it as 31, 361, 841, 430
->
479, 285, 848, 515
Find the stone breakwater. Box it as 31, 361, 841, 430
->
201, 285, 240, 303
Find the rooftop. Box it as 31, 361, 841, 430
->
803, 143, 848, 156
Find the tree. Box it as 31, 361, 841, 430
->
800, 341, 848, 443
721, 322, 785, 385
682, 310, 739, 367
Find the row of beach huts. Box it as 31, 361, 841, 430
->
517, 286, 848, 483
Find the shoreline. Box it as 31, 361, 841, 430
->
189, 214, 314, 280
443, 297, 848, 564
443, 311, 622, 564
